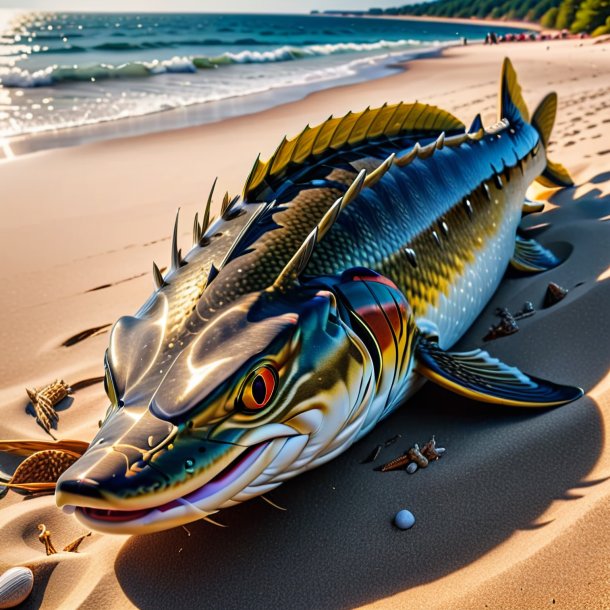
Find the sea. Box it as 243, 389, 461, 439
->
0, 12, 527, 155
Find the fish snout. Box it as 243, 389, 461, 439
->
56, 409, 179, 511
55, 444, 170, 511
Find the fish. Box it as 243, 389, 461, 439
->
55, 58, 583, 534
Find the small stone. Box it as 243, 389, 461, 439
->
544, 282, 568, 307
406, 463, 418, 474
394, 509, 415, 530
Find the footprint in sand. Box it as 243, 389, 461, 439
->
61, 324, 112, 347
85, 268, 165, 293
71, 377, 105, 391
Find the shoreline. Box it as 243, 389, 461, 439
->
0, 37, 608, 610
1, 45, 447, 161
1, 14, 540, 161
365, 13, 544, 32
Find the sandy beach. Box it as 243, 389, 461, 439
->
0, 36, 609, 609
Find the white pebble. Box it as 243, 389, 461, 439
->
406, 462, 418, 474
0, 567, 34, 609
394, 509, 415, 530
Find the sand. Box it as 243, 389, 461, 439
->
0, 37, 609, 610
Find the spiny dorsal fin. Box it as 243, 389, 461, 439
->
272, 168, 371, 292
273, 227, 319, 292
469, 114, 483, 133
206, 263, 219, 288
244, 102, 465, 200
192, 212, 201, 245
152, 262, 166, 289
170, 208, 181, 272
202, 177, 217, 237
498, 57, 530, 124
363, 154, 394, 189
531, 92, 556, 148
221, 192, 230, 216
222, 195, 240, 219
341, 168, 367, 209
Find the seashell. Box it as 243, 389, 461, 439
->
3, 450, 79, 496
38, 524, 57, 556
406, 462, 418, 474
25, 379, 71, 439
378, 453, 410, 472
484, 314, 519, 341
394, 509, 415, 530
407, 444, 429, 468
0, 567, 34, 609
544, 282, 568, 307
62, 531, 92, 553
421, 436, 444, 461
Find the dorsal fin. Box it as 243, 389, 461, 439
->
469, 113, 483, 133
244, 102, 464, 200
272, 168, 370, 292
498, 57, 530, 124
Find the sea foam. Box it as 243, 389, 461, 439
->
0, 39, 423, 88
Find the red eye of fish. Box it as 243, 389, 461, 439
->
239, 365, 277, 412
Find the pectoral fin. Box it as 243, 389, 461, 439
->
415, 338, 583, 407
510, 235, 561, 273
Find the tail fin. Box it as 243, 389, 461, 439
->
531, 93, 574, 187
499, 58, 573, 188
498, 57, 530, 124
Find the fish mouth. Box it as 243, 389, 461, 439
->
67, 441, 272, 534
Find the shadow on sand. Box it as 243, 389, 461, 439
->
114, 175, 610, 609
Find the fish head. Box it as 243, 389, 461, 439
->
56, 285, 374, 534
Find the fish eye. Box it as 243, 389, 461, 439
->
237, 365, 277, 412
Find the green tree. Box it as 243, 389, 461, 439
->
555, 0, 580, 29
591, 14, 610, 32
541, 6, 559, 25
570, 0, 610, 31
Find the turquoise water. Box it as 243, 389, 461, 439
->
0, 12, 528, 146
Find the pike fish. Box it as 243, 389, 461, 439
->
56, 59, 583, 534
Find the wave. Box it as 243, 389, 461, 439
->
0, 39, 423, 88
1, 46, 442, 139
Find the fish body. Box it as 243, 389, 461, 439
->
56, 59, 582, 534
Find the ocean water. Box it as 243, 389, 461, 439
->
0, 12, 526, 151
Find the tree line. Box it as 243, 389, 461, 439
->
373, 0, 610, 36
